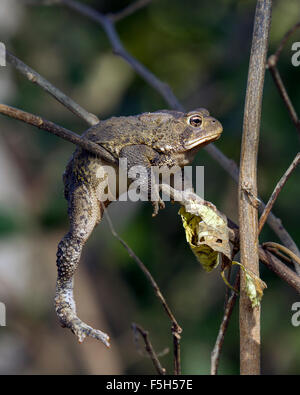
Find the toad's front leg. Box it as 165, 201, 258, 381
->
119, 144, 165, 217
55, 183, 110, 346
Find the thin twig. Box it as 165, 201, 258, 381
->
6, 50, 99, 126
60, 0, 182, 111
238, 0, 272, 375
264, 209, 300, 270
211, 271, 240, 375
131, 323, 166, 375
267, 60, 300, 139
259, 247, 300, 294
258, 152, 300, 275
172, 326, 181, 376
273, 21, 300, 62
224, 261, 232, 307
0, 104, 116, 164
267, 22, 300, 139
263, 242, 300, 267
110, 0, 153, 23
102, 204, 182, 375
265, 247, 292, 265
258, 153, 300, 234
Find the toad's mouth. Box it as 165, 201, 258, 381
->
184, 131, 222, 150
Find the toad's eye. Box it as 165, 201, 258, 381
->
188, 115, 202, 127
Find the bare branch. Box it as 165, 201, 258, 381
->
267, 22, 300, 140
0, 104, 116, 164
60, 0, 182, 110
265, 246, 293, 265
102, 204, 182, 375
267, 59, 300, 139
273, 22, 300, 62
264, 209, 300, 268
258, 153, 300, 233
238, 0, 272, 375
263, 242, 300, 268
211, 272, 240, 375
110, 0, 153, 23
259, 153, 300, 275
172, 326, 181, 375
259, 246, 300, 294
6, 50, 99, 126
132, 323, 166, 375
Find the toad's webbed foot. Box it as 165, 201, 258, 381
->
151, 198, 165, 217
55, 300, 110, 346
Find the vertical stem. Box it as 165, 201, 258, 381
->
238, 0, 272, 375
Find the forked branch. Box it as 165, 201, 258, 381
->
132, 323, 166, 375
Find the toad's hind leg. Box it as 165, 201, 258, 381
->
55, 184, 110, 346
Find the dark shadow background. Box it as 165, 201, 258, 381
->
0, 0, 299, 374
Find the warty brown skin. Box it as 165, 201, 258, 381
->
55, 108, 223, 345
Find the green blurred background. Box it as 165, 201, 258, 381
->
0, 0, 299, 374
